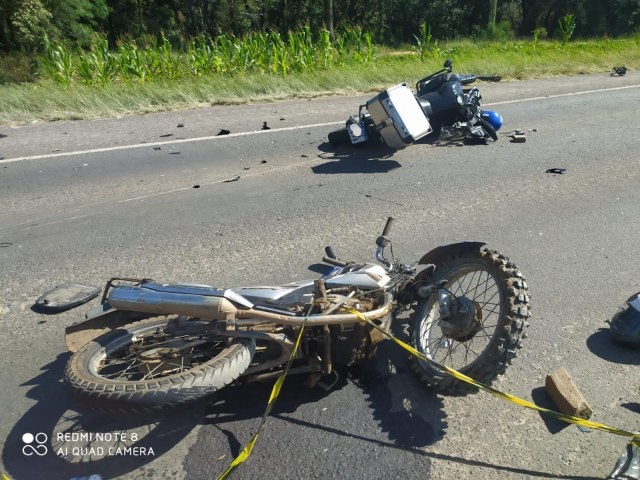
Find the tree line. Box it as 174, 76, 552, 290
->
2, 0, 640, 52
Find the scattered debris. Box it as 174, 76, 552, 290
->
177, 123, 184, 128
611, 66, 628, 77
608, 292, 640, 346
243, 167, 250, 170
545, 367, 593, 419
301, 154, 308, 158
546, 168, 567, 175
280, 117, 285, 121
217, 129, 231, 136
193, 184, 200, 188
260, 160, 267, 164
153, 146, 161, 150
35, 283, 100, 313
607, 443, 640, 480
261, 122, 271, 130
223, 175, 241, 183
52, 149, 61, 152
510, 134, 526, 143
169, 152, 181, 155
0, 243, 12, 248
159, 133, 174, 138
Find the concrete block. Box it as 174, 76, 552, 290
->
545, 367, 593, 419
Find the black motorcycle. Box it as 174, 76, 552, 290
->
328, 59, 502, 149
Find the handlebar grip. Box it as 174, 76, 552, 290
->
381, 217, 395, 237
323, 256, 346, 268
324, 245, 338, 260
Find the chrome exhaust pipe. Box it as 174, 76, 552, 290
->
108, 284, 238, 319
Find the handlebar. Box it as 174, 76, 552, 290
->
381, 217, 395, 237
322, 256, 346, 268
324, 245, 338, 260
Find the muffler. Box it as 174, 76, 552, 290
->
108, 284, 239, 319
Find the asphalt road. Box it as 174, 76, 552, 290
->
1, 71, 640, 480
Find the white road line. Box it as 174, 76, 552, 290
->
486, 83, 640, 106
0, 121, 343, 165
1, 83, 639, 166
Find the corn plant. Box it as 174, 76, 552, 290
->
557, 14, 576, 46
41, 36, 74, 85
414, 23, 432, 61
77, 36, 117, 84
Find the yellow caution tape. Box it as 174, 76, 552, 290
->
2, 473, 11, 480
344, 308, 640, 448
216, 317, 308, 480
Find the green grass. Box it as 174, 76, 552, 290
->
1, 36, 639, 125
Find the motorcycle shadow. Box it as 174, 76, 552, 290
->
349, 335, 448, 448
205, 318, 447, 451
2, 353, 203, 480
313, 141, 401, 174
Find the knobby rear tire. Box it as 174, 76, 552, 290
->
65, 317, 255, 413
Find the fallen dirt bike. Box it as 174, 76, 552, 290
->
64, 218, 531, 412
328, 59, 503, 149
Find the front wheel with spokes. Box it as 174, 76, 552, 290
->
65, 316, 255, 413
410, 248, 530, 395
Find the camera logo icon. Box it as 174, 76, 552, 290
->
22, 433, 48, 456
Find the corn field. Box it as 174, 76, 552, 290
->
40, 27, 375, 85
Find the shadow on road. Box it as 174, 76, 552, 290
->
2, 354, 202, 480
586, 329, 640, 365
313, 141, 401, 174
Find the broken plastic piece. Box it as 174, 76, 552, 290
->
607, 443, 640, 479
217, 129, 231, 136
611, 66, 628, 77
546, 168, 566, 174
35, 283, 100, 312
609, 292, 640, 346
223, 175, 241, 183
262, 122, 271, 130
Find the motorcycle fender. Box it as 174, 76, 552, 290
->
64, 302, 151, 353
418, 241, 486, 266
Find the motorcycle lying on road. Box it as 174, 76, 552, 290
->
64, 218, 530, 413
328, 59, 503, 149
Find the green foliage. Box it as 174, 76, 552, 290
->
557, 14, 576, 46
40, 36, 74, 84
483, 21, 516, 41
10, 0, 52, 49
35, 27, 377, 85
413, 23, 432, 61
532, 27, 548, 43
43, 0, 109, 47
